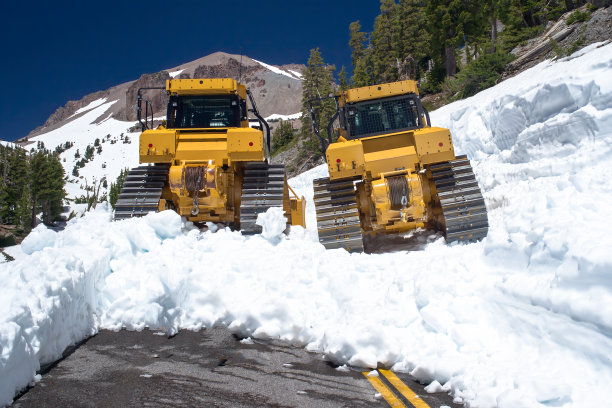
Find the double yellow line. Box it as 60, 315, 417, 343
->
362, 369, 431, 408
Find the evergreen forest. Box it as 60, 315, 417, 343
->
0, 143, 66, 244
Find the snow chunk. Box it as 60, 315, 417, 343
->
255, 207, 287, 241
425, 380, 445, 393
336, 364, 350, 372
144, 210, 183, 240
21, 224, 57, 255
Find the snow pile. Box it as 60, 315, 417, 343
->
20, 225, 57, 255
1, 42, 612, 407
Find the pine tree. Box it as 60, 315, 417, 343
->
0, 145, 30, 230
271, 120, 296, 154
84, 145, 94, 161
426, 0, 485, 77
30, 150, 65, 226
338, 66, 349, 91
352, 55, 376, 87
396, 0, 430, 80
349, 21, 375, 87
349, 21, 368, 69
300, 48, 336, 158
371, 0, 400, 83
109, 168, 128, 209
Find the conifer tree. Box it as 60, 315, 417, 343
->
271, 120, 296, 154
396, 0, 430, 79
349, 21, 375, 87
30, 150, 65, 226
426, 0, 485, 77
338, 66, 349, 91
300, 48, 336, 157
352, 55, 376, 87
349, 21, 368, 69
109, 168, 129, 209
371, 0, 400, 83
0, 145, 30, 230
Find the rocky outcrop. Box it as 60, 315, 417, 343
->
123, 71, 170, 121
588, 0, 612, 7
503, 5, 612, 78
193, 57, 259, 79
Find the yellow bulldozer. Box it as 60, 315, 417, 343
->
114, 78, 306, 233
310, 80, 488, 252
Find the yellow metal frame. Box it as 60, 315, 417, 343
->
324, 79, 457, 237
137, 78, 304, 227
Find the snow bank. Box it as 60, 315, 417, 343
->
2, 43, 612, 407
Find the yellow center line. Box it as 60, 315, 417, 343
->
379, 369, 431, 408
362, 372, 406, 407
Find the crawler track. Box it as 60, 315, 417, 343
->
430, 155, 489, 242
313, 177, 364, 253
240, 162, 286, 235
113, 165, 169, 220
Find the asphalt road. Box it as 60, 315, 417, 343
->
13, 328, 461, 408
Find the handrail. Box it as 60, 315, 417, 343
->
137, 87, 166, 131
246, 90, 271, 162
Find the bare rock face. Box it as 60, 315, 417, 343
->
193, 57, 259, 79
588, 0, 612, 7
123, 71, 170, 121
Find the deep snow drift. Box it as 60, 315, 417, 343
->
2, 42, 612, 407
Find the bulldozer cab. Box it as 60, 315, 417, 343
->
166, 94, 248, 129
341, 94, 425, 140
308, 80, 431, 153
137, 79, 271, 157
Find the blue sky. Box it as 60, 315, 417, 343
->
1, 0, 382, 142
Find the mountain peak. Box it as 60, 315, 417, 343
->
26, 53, 305, 139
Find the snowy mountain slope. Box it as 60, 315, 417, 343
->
28, 100, 140, 199
1, 42, 612, 408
